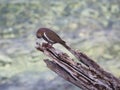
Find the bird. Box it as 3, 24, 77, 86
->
36, 28, 70, 50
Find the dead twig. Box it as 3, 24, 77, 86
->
36, 43, 120, 90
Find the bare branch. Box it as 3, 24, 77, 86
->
36, 43, 120, 90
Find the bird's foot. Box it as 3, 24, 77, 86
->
42, 43, 52, 48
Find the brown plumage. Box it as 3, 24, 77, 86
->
36, 28, 70, 49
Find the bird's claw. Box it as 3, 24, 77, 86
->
42, 43, 52, 48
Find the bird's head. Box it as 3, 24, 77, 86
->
36, 31, 42, 38
36, 28, 50, 38
36, 28, 46, 38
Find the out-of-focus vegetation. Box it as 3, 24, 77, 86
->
0, 0, 120, 90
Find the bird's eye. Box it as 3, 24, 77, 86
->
37, 36, 41, 38
37, 34, 42, 38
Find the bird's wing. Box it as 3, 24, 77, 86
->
45, 30, 63, 43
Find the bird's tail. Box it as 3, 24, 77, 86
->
61, 41, 71, 50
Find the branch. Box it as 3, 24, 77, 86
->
36, 43, 120, 90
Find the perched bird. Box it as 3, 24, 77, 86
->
36, 28, 70, 49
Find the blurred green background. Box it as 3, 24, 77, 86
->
0, 0, 120, 90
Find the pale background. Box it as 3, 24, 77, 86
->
0, 0, 120, 90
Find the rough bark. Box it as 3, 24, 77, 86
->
36, 43, 120, 90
